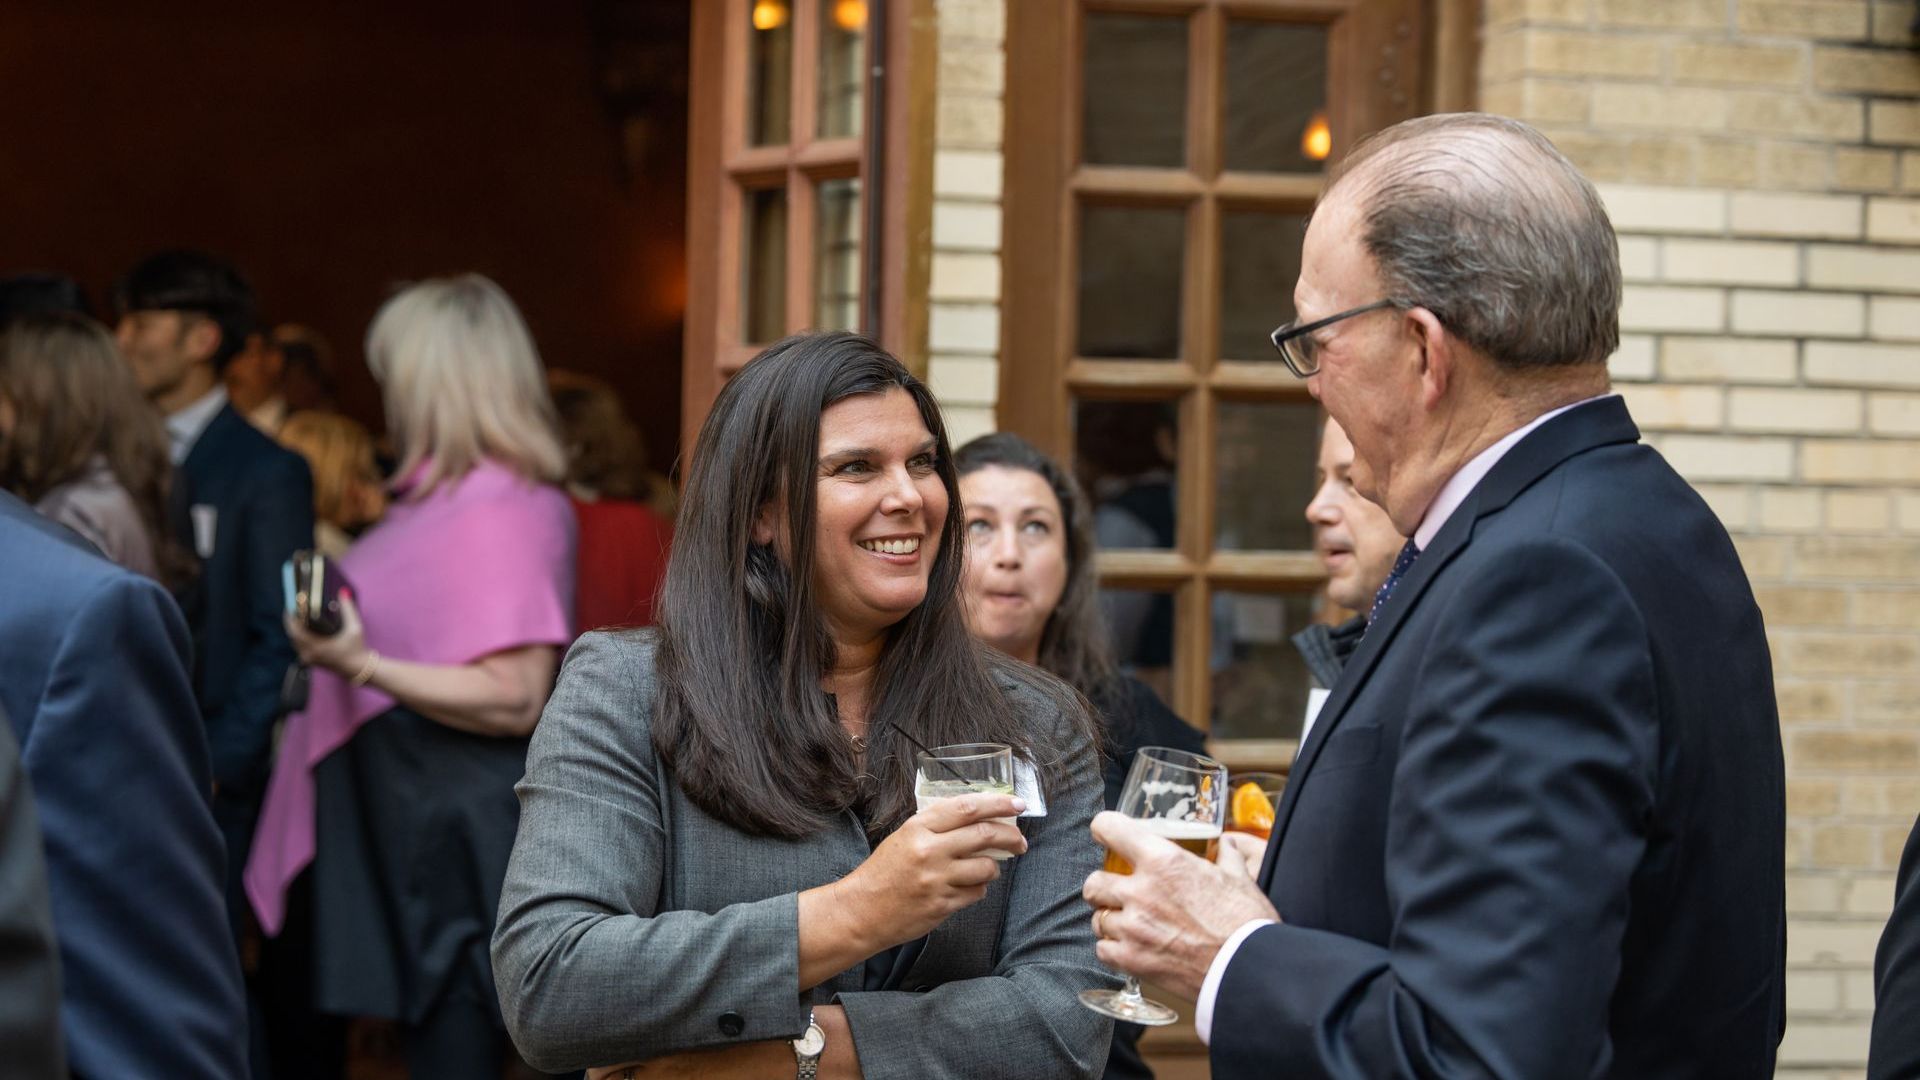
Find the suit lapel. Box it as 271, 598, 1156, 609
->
1259, 396, 1643, 889
182, 404, 242, 480
1260, 507, 1474, 882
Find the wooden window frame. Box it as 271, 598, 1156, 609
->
1002, 0, 1475, 771
683, 0, 935, 462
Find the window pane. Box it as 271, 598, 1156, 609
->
1224, 21, 1330, 174
1077, 205, 1184, 359
1219, 210, 1308, 361
1083, 13, 1187, 168
1215, 400, 1319, 552
815, 177, 862, 331
1211, 590, 1316, 740
1075, 398, 1180, 553
1101, 587, 1176, 704
749, 0, 794, 146
742, 187, 788, 343
817, 0, 867, 140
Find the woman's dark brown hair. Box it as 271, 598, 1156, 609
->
652, 331, 1092, 839
548, 369, 649, 500
954, 432, 1118, 703
0, 313, 192, 585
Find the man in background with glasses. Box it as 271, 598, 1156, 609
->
1084, 112, 1784, 1079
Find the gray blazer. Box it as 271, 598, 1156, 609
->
492, 630, 1116, 1078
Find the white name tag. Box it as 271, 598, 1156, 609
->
190, 504, 219, 559
1300, 687, 1332, 744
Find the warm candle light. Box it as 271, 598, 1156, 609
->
1302, 111, 1332, 162
833, 0, 868, 31
752, 0, 789, 31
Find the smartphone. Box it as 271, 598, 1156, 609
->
284, 549, 352, 636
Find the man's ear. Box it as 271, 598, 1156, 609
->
1408, 307, 1451, 410
182, 317, 223, 366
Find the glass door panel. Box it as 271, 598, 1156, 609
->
1224, 21, 1331, 174
1082, 12, 1189, 168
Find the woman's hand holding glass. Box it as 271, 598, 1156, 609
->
797, 790, 1027, 989
850, 791, 1027, 933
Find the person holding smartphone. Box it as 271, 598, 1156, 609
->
245, 274, 575, 1079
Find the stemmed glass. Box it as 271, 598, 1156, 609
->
1079, 746, 1228, 1026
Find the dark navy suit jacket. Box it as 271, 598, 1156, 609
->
1213, 398, 1786, 1079
1870, 815, 1920, 1080
0, 706, 63, 1077
174, 402, 313, 796
0, 491, 247, 1079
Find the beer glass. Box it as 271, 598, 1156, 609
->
915, 742, 1019, 860
1080, 746, 1228, 1026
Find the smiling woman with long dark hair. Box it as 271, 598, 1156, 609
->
492, 331, 1114, 1079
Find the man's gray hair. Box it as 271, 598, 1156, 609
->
1326, 113, 1621, 370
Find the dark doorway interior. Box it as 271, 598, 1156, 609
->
0, 0, 690, 474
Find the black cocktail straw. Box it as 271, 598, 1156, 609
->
889, 726, 973, 783
838, 692, 979, 786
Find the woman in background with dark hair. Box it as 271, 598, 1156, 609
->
548, 369, 674, 634
954, 433, 1205, 806
954, 431, 1206, 1080
493, 331, 1115, 1078
0, 312, 189, 584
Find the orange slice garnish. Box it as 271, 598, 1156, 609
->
1233, 781, 1276, 831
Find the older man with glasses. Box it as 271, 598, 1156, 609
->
1082, 113, 1785, 1080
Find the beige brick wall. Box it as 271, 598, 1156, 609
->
928, 0, 1006, 447
1486, 2, 1920, 1074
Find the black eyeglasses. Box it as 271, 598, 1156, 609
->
1268, 299, 1404, 377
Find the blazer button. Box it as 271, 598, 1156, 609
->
718, 1011, 745, 1037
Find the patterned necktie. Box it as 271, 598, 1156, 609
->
1366, 539, 1422, 628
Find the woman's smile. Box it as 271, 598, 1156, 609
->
857, 534, 923, 560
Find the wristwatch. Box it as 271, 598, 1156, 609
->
792, 1008, 826, 1079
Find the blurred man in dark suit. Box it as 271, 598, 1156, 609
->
1870, 814, 1920, 1080
1085, 113, 1784, 1079
0, 490, 246, 1078
113, 250, 313, 936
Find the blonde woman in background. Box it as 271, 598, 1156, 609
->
246, 274, 576, 1079
276, 410, 387, 558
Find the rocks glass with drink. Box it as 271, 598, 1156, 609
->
1225, 771, 1285, 841
915, 742, 1019, 860
1079, 745, 1228, 1026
